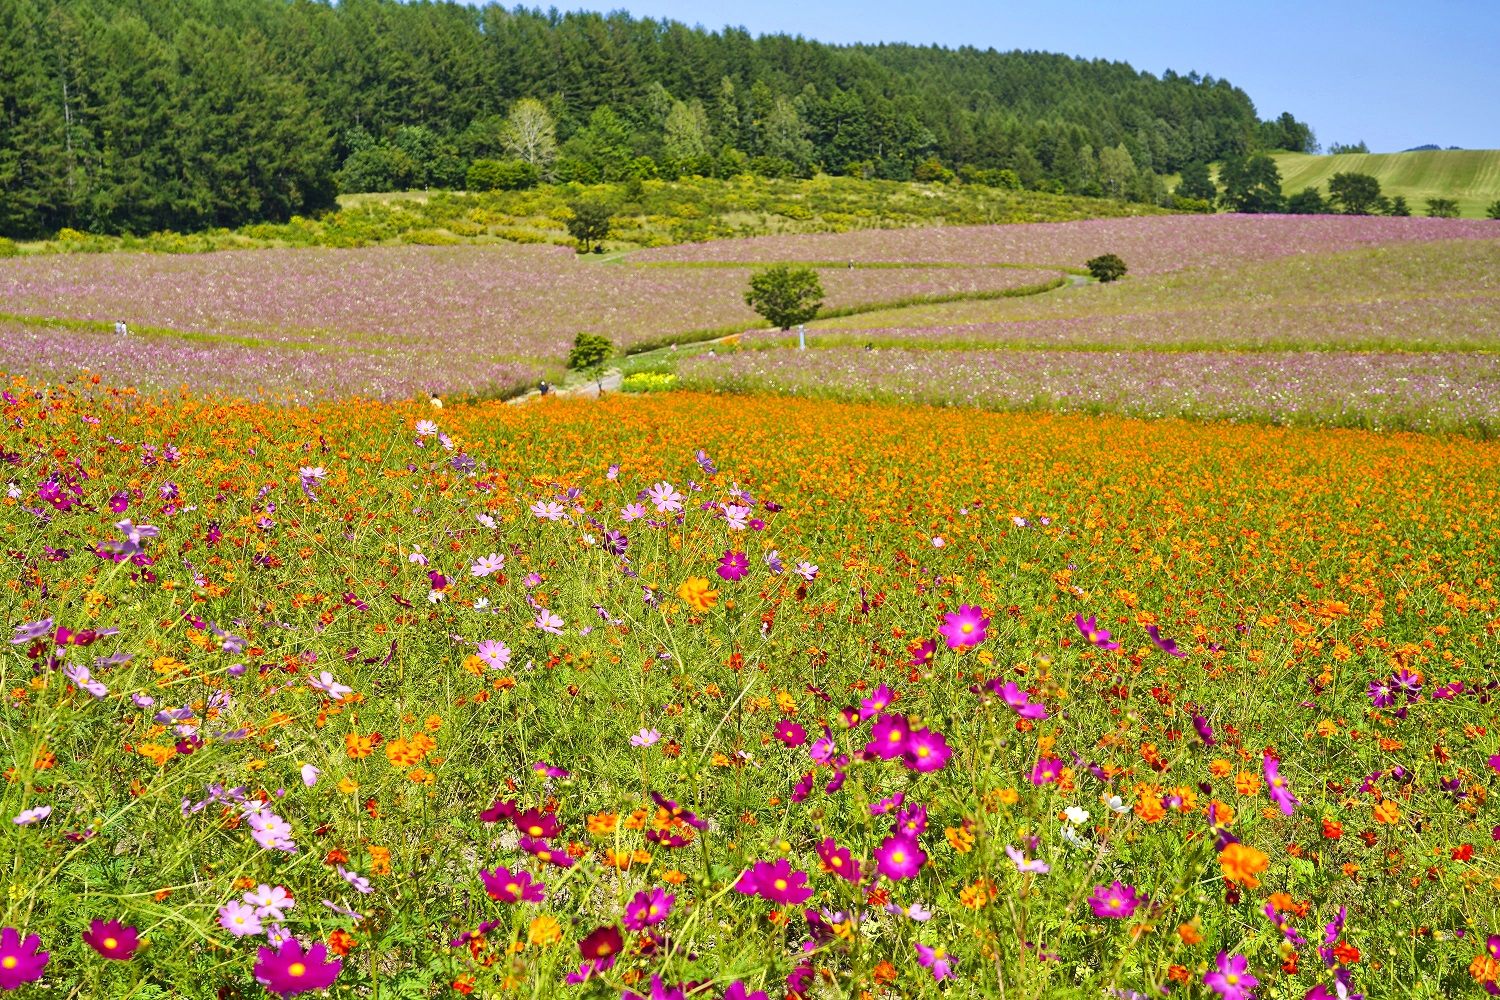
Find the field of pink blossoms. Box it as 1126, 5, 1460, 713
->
0, 246, 1056, 400
631, 214, 1499, 273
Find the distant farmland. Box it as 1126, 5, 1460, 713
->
1270, 148, 1500, 217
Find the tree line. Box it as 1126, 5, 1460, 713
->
0, 0, 1315, 239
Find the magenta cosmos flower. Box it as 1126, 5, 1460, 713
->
903, 727, 951, 772
0, 928, 48, 989
1204, 951, 1259, 1000
915, 942, 957, 981
938, 605, 988, 649
816, 837, 862, 883
716, 549, 750, 581
735, 859, 813, 905
1145, 624, 1186, 657
253, 939, 341, 997
1088, 881, 1142, 919
1074, 614, 1120, 651
866, 713, 912, 760
874, 833, 926, 880
1030, 756, 1064, 785
82, 919, 140, 961
774, 719, 807, 747
623, 888, 674, 930
480, 866, 545, 903
1263, 755, 1299, 816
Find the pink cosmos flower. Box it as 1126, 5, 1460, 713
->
938, 604, 988, 649
859, 684, 895, 720
471, 553, 505, 577
816, 837, 862, 883
1146, 624, 1186, 657
866, 714, 912, 760
1087, 881, 1141, 919
218, 900, 263, 937
717, 549, 749, 581
1203, 951, 1259, 1000
1030, 757, 1063, 785
480, 866, 546, 903
81, 919, 139, 961
915, 942, 956, 981
734, 859, 813, 904
873, 833, 926, 880
622, 888, 674, 930
1075, 614, 1121, 650
534, 610, 564, 634
903, 728, 952, 772
774, 719, 807, 747
254, 939, 342, 997
646, 482, 682, 513
0, 928, 47, 989
1264, 755, 1299, 816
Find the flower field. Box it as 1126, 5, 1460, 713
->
676, 347, 1500, 434
0, 247, 1059, 400
629, 214, 1499, 273
4, 382, 1500, 999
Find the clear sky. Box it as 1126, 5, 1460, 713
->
502, 0, 1498, 153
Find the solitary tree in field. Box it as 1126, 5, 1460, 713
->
567, 332, 614, 394
1328, 172, 1383, 214
745, 265, 824, 330
1085, 254, 1128, 282
1387, 195, 1412, 217
1488, 199, 1500, 220
1426, 198, 1460, 218
566, 199, 613, 253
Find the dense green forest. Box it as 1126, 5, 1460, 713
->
0, 0, 1314, 238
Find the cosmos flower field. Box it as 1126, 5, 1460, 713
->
4, 382, 1500, 999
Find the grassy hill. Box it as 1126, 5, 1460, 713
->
1270, 149, 1500, 217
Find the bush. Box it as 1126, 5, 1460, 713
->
1085, 253, 1128, 283
1285, 187, 1328, 215
1386, 195, 1411, 217
621, 372, 678, 393
1487, 199, 1500, 220
1169, 195, 1214, 214
0, 237, 19, 257
1426, 197, 1460, 219
466, 159, 539, 192
745, 264, 824, 330
337, 145, 419, 193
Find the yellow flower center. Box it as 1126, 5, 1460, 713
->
505, 883, 520, 895
1, 957, 16, 970
288, 963, 306, 977
1226, 974, 1239, 985
891, 851, 906, 863
917, 746, 930, 757
889, 731, 902, 742
773, 879, 788, 891
960, 623, 973, 633
831, 857, 842, 867
103, 937, 118, 950
1109, 899, 1121, 909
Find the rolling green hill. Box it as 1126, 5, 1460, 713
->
1271, 149, 1500, 217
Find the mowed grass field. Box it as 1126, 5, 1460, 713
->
1270, 149, 1500, 217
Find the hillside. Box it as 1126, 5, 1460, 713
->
1271, 149, 1500, 217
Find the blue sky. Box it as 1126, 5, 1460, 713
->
496, 0, 1498, 152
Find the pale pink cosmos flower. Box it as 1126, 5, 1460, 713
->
530, 500, 567, 521
534, 610, 564, 635
647, 482, 683, 513
471, 553, 505, 577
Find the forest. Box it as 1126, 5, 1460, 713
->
0, 0, 1316, 238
